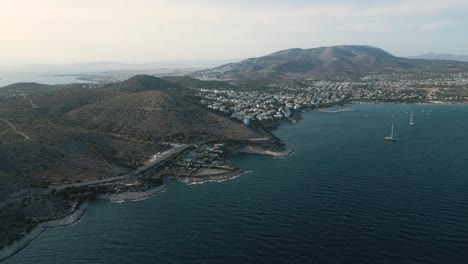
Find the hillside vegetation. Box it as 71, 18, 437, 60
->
0, 75, 254, 198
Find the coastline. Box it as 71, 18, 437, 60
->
0, 119, 293, 262
0, 182, 169, 262
177, 169, 252, 185
98, 184, 167, 203
236, 146, 294, 159
0, 201, 90, 263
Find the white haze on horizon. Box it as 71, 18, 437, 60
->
1, 0, 468, 65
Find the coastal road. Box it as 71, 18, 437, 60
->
0, 143, 193, 208
50, 143, 193, 190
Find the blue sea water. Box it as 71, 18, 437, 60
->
5, 104, 468, 264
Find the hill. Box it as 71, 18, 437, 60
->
408, 53, 468, 62
0, 76, 256, 195
102, 75, 186, 93
64, 90, 254, 142
198, 45, 468, 80
0, 74, 185, 98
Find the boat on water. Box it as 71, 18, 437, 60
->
410, 113, 415, 126
385, 124, 397, 142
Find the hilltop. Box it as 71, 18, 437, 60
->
101, 74, 186, 93
64, 90, 254, 142
197, 45, 468, 80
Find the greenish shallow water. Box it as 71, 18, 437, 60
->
5, 104, 468, 264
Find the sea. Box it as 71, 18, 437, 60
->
0, 72, 82, 87
5, 104, 468, 264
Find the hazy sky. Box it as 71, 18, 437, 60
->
1, 0, 468, 64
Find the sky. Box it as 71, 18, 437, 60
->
1, 0, 468, 64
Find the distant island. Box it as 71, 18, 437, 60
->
2, 44, 468, 261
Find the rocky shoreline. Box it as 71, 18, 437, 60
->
237, 146, 294, 158
0, 182, 170, 262
0, 150, 275, 262
98, 184, 167, 203
0, 130, 293, 262
0, 201, 90, 262
177, 169, 252, 185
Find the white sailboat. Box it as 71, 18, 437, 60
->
410, 113, 414, 126
385, 124, 397, 142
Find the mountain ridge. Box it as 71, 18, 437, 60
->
198, 45, 468, 80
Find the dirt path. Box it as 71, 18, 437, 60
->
0, 118, 31, 140
0, 128, 11, 135
19, 94, 38, 108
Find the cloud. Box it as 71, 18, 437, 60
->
0, 0, 467, 63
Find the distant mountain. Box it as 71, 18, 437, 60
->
407, 53, 468, 62
199, 45, 468, 80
